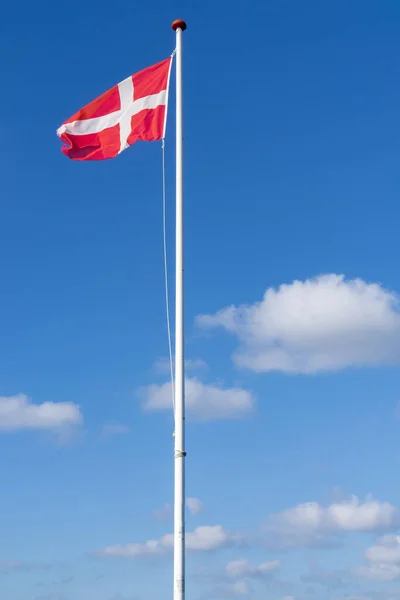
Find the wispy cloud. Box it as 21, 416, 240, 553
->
101, 423, 131, 440
220, 579, 253, 596
152, 497, 203, 520
301, 562, 349, 589
151, 503, 172, 521
226, 559, 279, 578
96, 525, 241, 558
187, 497, 204, 515
140, 377, 254, 421
0, 560, 23, 573
352, 563, 400, 581
0, 560, 52, 574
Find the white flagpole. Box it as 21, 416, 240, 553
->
172, 18, 187, 600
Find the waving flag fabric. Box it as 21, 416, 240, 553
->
57, 57, 172, 160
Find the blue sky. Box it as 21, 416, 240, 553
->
1, 0, 400, 599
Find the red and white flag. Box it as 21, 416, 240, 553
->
57, 57, 172, 161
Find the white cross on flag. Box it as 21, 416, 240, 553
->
57, 58, 172, 160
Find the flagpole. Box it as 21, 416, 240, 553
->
172, 18, 187, 600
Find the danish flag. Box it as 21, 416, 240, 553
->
57, 57, 172, 160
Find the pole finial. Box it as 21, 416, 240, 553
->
172, 19, 187, 31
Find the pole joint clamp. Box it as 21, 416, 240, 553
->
175, 450, 187, 458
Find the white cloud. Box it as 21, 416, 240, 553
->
140, 377, 254, 421
185, 525, 239, 551
266, 496, 397, 547
97, 525, 239, 558
352, 535, 400, 582
226, 559, 279, 578
352, 563, 400, 581
0, 394, 82, 432
187, 497, 204, 515
365, 535, 400, 564
196, 274, 400, 374
98, 539, 163, 558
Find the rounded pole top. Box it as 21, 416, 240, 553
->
172, 19, 187, 31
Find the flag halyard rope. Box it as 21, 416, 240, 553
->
161, 139, 176, 418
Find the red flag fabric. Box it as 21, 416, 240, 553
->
57, 58, 172, 160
